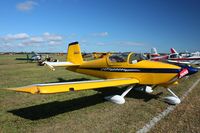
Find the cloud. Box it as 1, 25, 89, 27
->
0, 33, 63, 47
48, 41, 63, 45
16, 0, 38, 11
1, 33, 30, 41
17, 43, 24, 47
30, 36, 44, 42
17, 36, 43, 46
0, 43, 13, 47
117, 41, 144, 46
0, 32, 66, 52
94, 41, 144, 46
13, 33, 64, 47
92, 32, 108, 37
96, 42, 106, 45
43, 32, 63, 41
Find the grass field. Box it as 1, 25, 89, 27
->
0, 54, 199, 133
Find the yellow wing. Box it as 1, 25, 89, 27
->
7, 78, 139, 94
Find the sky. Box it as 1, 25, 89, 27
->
0, 0, 199, 53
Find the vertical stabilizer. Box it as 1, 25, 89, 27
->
151, 48, 158, 54
170, 48, 177, 54
67, 42, 83, 64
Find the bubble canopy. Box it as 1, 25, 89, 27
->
108, 52, 147, 64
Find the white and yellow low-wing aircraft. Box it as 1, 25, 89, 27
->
8, 42, 198, 105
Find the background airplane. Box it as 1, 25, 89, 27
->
7, 42, 198, 105
28, 52, 42, 61
168, 48, 200, 65
16, 52, 42, 62
149, 48, 200, 65
148, 48, 168, 61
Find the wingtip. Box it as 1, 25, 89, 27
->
5, 85, 39, 94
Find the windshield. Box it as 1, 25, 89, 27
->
109, 53, 129, 63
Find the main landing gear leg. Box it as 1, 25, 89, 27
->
104, 85, 134, 104
164, 88, 181, 105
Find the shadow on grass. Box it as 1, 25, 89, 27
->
8, 78, 162, 120
15, 58, 38, 64
9, 93, 105, 120
15, 58, 34, 62
55, 77, 91, 83
15, 58, 29, 61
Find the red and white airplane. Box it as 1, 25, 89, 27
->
149, 48, 200, 65
167, 48, 200, 65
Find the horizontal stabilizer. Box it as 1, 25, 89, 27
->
6, 78, 139, 94
44, 61, 79, 71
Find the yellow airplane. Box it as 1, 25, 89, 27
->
7, 42, 198, 105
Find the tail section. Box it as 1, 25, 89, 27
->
150, 47, 160, 59
67, 42, 83, 64
151, 48, 158, 54
170, 48, 177, 54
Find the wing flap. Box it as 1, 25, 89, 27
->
7, 78, 139, 94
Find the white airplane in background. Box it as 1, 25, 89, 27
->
148, 48, 168, 61
28, 52, 42, 61
148, 47, 200, 65
16, 52, 42, 62
168, 48, 200, 65
191, 51, 200, 57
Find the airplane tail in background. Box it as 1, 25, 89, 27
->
67, 42, 83, 64
170, 48, 177, 54
151, 48, 158, 54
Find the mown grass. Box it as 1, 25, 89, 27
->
149, 80, 200, 133
0, 54, 199, 133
